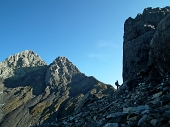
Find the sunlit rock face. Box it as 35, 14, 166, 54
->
0, 50, 47, 79
0, 50, 115, 127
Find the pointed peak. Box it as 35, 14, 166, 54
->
16, 50, 39, 57
56, 56, 68, 61
54, 56, 70, 64
21, 50, 35, 53
3, 50, 47, 68
6, 50, 38, 59
48, 56, 81, 76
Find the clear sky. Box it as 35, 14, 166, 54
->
0, 0, 169, 88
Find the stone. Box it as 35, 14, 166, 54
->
163, 110, 170, 118
103, 123, 119, 127
123, 105, 149, 114
141, 110, 149, 114
106, 112, 124, 119
152, 91, 163, 99
138, 115, 151, 126
127, 116, 138, 122
150, 119, 158, 126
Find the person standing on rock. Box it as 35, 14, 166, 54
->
115, 80, 120, 89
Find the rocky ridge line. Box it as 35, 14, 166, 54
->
0, 50, 115, 127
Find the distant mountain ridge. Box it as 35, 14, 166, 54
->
0, 50, 115, 127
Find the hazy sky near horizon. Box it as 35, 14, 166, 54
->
0, 0, 169, 87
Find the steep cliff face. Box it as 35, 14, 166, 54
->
123, 6, 170, 84
0, 50, 115, 127
149, 13, 170, 76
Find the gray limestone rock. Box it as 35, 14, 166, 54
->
0, 50, 47, 79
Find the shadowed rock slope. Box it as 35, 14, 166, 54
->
40, 6, 170, 127
0, 50, 115, 127
123, 6, 170, 86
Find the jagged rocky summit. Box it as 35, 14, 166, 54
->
38, 6, 170, 127
0, 50, 115, 127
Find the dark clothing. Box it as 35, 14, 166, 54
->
115, 80, 120, 89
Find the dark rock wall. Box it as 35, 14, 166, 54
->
149, 13, 170, 76
123, 6, 170, 82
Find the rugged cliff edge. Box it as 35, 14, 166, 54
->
0, 50, 115, 127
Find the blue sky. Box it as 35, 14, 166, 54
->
0, 0, 169, 87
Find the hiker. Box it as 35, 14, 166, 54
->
115, 80, 120, 89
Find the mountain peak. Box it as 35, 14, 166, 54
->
0, 50, 47, 79
3, 50, 47, 68
55, 56, 69, 63
45, 56, 81, 86
52, 56, 79, 72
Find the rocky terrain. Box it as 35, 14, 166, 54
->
0, 50, 115, 127
38, 6, 170, 127
123, 6, 170, 85
1, 6, 170, 127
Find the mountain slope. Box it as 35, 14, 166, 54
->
0, 50, 115, 127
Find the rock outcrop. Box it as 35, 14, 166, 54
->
123, 6, 170, 85
0, 50, 115, 127
149, 13, 170, 76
